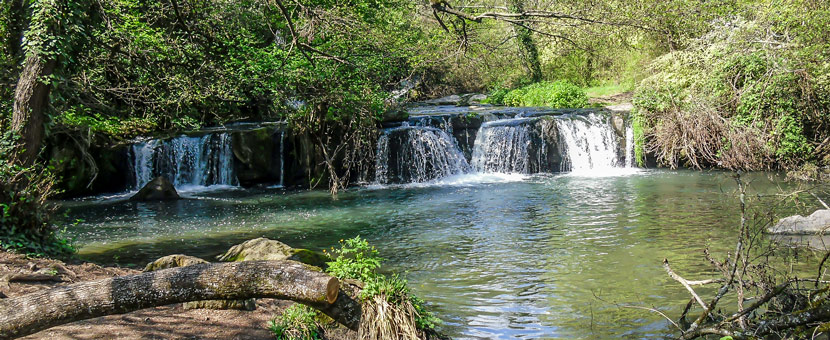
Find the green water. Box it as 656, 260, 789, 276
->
58, 170, 823, 339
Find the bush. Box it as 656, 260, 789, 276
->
633, 16, 830, 170
0, 134, 74, 257
325, 236, 441, 337
500, 80, 588, 108
269, 304, 322, 340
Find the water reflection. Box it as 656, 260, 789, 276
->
58, 170, 823, 339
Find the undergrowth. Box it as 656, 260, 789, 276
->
269, 304, 322, 340
633, 15, 830, 171
0, 133, 75, 257
485, 80, 588, 108
326, 236, 442, 340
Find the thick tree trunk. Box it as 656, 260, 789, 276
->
11, 53, 56, 166
0, 260, 359, 339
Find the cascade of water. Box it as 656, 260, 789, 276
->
128, 133, 237, 190
555, 113, 622, 171
471, 119, 532, 173
375, 126, 469, 184
130, 140, 160, 189
625, 125, 635, 168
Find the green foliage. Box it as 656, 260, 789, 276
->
502, 81, 588, 108
325, 236, 382, 283
0, 133, 74, 257
633, 12, 830, 170
483, 87, 509, 106
56, 106, 158, 139
326, 236, 441, 331
268, 304, 322, 340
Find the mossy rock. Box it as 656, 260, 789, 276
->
217, 237, 328, 269
143, 254, 254, 311
143, 254, 207, 272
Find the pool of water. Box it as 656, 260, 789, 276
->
57, 170, 823, 339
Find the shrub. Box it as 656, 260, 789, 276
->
325, 236, 441, 338
0, 133, 74, 257
633, 17, 829, 170
269, 304, 322, 340
501, 80, 588, 108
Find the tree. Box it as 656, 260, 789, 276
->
10, 0, 64, 166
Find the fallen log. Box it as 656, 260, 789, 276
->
0, 260, 353, 339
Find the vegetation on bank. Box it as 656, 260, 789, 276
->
270, 236, 441, 339
633, 3, 830, 171
485, 80, 588, 108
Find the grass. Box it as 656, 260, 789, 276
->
584, 82, 632, 98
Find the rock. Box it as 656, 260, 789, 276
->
382, 105, 409, 123
217, 237, 328, 269
466, 94, 488, 105
143, 254, 207, 272
231, 127, 283, 186
767, 210, 830, 234
770, 234, 830, 251
423, 95, 463, 106
130, 176, 180, 201
610, 113, 626, 139
143, 254, 254, 311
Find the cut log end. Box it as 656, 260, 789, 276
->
327, 277, 339, 304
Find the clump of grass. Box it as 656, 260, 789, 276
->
268, 304, 322, 340
326, 236, 442, 340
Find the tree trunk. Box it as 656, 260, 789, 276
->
11, 53, 56, 166
0, 260, 361, 339
508, 0, 542, 82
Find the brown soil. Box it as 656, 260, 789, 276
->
588, 91, 633, 106
0, 251, 355, 340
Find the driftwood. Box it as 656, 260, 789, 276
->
0, 260, 362, 339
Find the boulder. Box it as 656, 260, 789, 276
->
130, 176, 180, 201
466, 93, 488, 105
143, 254, 254, 311
143, 254, 207, 272
767, 210, 830, 234
217, 237, 328, 269
382, 105, 409, 123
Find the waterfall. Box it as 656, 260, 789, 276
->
130, 140, 160, 189
471, 119, 531, 173
625, 125, 635, 168
375, 126, 469, 184
555, 113, 622, 172
470, 118, 562, 174
129, 133, 237, 190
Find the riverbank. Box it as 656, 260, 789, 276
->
0, 251, 356, 340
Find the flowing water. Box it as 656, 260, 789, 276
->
129, 133, 237, 190
62, 108, 825, 339
58, 170, 820, 339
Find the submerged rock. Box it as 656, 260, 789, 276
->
143, 254, 254, 311
217, 237, 328, 269
130, 176, 180, 201
768, 210, 830, 234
